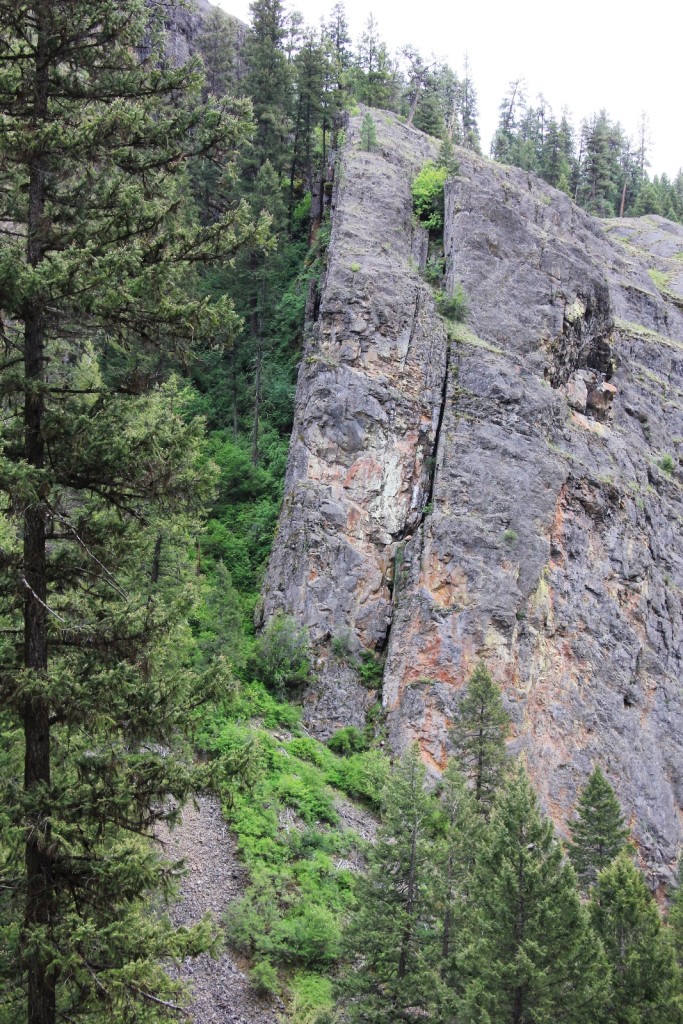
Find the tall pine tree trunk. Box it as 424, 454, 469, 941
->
23, 10, 55, 1020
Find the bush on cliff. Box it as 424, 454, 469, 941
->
412, 161, 449, 230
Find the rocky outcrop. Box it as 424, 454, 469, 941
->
160, 1, 247, 70
263, 110, 683, 883
261, 110, 447, 735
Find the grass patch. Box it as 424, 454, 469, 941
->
614, 317, 683, 353
447, 321, 505, 355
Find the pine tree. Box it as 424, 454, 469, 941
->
576, 111, 623, 216
291, 29, 327, 192
437, 760, 480, 1010
196, 7, 237, 98
491, 79, 526, 162
591, 852, 683, 1023
669, 870, 683, 971
568, 766, 629, 889
0, 3, 259, 1021
340, 745, 441, 1023
460, 764, 608, 1024
460, 54, 481, 153
360, 112, 378, 152
242, 0, 292, 176
449, 660, 509, 816
354, 15, 396, 110
434, 64, 462, 144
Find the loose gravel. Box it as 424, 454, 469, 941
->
157, 795, 284, 1024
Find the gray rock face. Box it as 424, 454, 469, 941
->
159, 1, 247, 69
261, 110, 448, 735
263, 111, 683, 883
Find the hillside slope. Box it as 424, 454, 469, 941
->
263, 109, 683, 883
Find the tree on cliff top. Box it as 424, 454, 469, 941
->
360, 111, 378, 151
0, 1, 262, 1021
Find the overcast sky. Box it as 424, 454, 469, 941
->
215, 0, 681, 178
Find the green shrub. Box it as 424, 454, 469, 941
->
435, 283, 468, 322
254, 612, 311, 694
277, 903, 341, 965
331, 629, 354, 660
275, 773, 338, 825
412, 161, 448, 231
357, 650, 384, 689
327, 749, 389, 807
327, 726, 369, 756
290, 971, 334, 1024
250, 959, 279, 996
658, 453, 676, 474
502, 529, 518, 545
424, 251, 445, 285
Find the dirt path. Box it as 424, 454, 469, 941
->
158, 795, 283, 1024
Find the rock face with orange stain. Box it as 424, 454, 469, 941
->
260, 109, 449, 735
263, 109, 683, 884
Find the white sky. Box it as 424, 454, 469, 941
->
215, 0, 682, 178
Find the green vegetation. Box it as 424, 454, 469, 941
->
335, 668, 683, 1023
568, 766, 630, 889
412, 161, 449, 230
359, 112, 378, 151
659, 453, 677, 475
435, 283, 469, 322
449, 661, 510, 817
491, 88, 683, 221
340, 745, 441, 1022
0, 2, 257, 1019
591, 853, 683, 1023
2, 0, 683, 1020
196, 683, 388, 999
252, 612, 312, 695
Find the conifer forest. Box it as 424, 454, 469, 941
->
1, 2, 683, 1023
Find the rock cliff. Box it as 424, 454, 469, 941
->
161, 1, 247, 69
262, 109, 683, 883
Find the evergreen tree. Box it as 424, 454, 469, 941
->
491, 79, 526, 162
291, 29, 327, 193
196, 7, 237, 98
0, 3, 259, 1021
460, 54, 481, 153
434, 64, 462, 144
340, 745, 441, 1023
324, 0, 353, 140
360, 112, 378, 152
449, 661, 509, 816
568, 766, 629, 889
591, 852, 683, 1023
437, 761, 480, 1009
242, 0, 292, 176
669, 869, 683, 971
354, 15, 396, 110
577, 111, 624, 216
540, 117, 572, 192
437, 137, 460, 176
460, 764, 607, 1024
